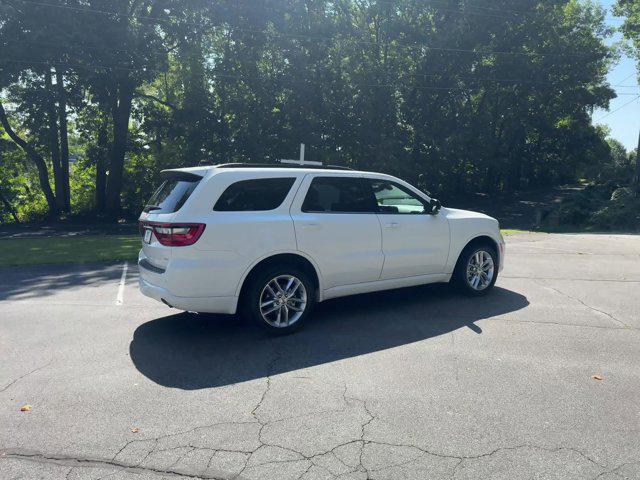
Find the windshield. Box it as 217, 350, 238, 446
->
145, 178, 200, 213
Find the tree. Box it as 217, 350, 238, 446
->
0, 102, 58, 214
66, 0, 171, 215
0, 0, 79, 214
614, 0, 640, 194
0, 0, 620, 220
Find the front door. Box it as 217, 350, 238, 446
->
291, 175, 384, 289
366, 178, 450, 279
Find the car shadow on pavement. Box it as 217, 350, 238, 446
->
130, 284, 528, 390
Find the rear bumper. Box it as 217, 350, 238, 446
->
138, 252, 239, 314
139, 277, 238, 314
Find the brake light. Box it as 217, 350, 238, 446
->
140, 222, 205, 246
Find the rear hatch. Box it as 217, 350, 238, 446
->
138, 169, 204, 271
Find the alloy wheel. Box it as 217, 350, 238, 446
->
259, 275, 307, 328
466, 250, 495, 291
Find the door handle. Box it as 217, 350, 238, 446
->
384, 222, 400, 229
299, 223, 320, 229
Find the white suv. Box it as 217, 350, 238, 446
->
138, 164, 505, 332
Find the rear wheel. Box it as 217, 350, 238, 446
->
243, 265, 315, 333
453, 244, 498, 296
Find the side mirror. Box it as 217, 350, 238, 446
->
428, 198, 441, 215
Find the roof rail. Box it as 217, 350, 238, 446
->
213, 162, 353, 171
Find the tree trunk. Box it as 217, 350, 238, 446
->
45, 70, 66, 212
95, 122, 108, 213
56, 70, 71, 211
0, 102, 58, 215
105, 81, 134, 215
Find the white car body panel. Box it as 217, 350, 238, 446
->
290, 172, 384, 289
137, 166, 505, 314
443, 207, 504, 274
360, 173, 451, 278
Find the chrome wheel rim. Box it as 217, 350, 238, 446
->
259, 275, 307, 328
466, 250, 495, 291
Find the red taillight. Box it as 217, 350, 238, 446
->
140, 222, 205, 246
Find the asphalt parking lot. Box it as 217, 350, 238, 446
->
1, 232, 639, 480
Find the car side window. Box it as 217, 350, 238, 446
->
369, 179, 427, 214
214, 177, 296, 211
301, 177, 377, 213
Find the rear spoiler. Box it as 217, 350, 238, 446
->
160, 169, 203, 182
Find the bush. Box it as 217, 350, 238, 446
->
610, 187, 633, 202
590, 193, 640, 231
555, 184, 615, 226
551, 183, 640, 232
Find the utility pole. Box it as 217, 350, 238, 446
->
636, 129, 640, 197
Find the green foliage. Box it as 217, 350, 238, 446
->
552, 183, 640, 231
556, 183, 615, 225
0, 0, 625, 221
615, 0, 640, 195
590, 138, 636, 184
69, 160, 96, 215
0, 135, 49, 222
590, 187, 640, 230
121, 151, 162, 216
615, 0, 640, 59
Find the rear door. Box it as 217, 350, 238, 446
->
366, 177, 450, 279
290, 174, 383, 288
138, 171, 202, 270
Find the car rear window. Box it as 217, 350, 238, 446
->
144, 177, 200, 214
214, 177, 296, 211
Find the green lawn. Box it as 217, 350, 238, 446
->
500, 229, 536, 236
0, 235, 141, 267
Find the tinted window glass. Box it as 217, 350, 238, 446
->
369, 180, 427, 214
214, 177, 296, 211
302, 177, 376, 213
145, 179, 200, 213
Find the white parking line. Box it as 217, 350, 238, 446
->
116, 261, 128, 306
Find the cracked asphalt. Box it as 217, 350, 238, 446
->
1, 232, 639, 480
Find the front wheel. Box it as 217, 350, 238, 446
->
453, 245, 498, 296
243, 266, 315, 334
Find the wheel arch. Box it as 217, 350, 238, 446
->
453, 235, 501, 272
236, 252, 323, 303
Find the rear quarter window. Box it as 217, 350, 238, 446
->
213, 177, 296, 211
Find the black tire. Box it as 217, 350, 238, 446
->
452, 243, 498, 296
242, 264, 316, 334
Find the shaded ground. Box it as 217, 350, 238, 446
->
1, 233, 639, 479
0, 220, 138, 239
449, 185, 583, 230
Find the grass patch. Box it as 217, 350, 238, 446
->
0, 235, 140, 267
500, 229, 535, 236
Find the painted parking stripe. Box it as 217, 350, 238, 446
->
116, 261, 128, 305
